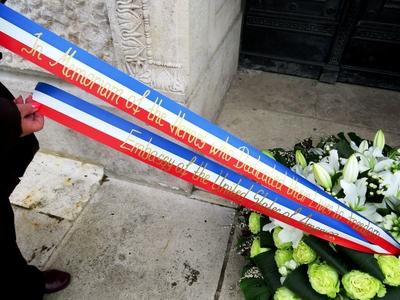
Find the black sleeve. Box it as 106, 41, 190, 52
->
0, 96, 22, 150
0, 82, 39, 187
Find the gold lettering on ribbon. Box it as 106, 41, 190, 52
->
209, 137, 233, 162
21, 32, 43, 60
147, 97, 167, 126
125, 90, 151, 116
192, 162, 211, 184
170, 111, 207, 150
7, 10, 385, 248
49, 47, 123, 104
119, 128, 142, 152
119, 130, 199, 175
176, 156, 197, 178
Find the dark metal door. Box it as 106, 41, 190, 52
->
240, 0, 400, 90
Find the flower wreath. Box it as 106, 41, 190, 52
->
238, 130, 400, 300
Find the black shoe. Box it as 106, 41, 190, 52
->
43, 269, 71, 294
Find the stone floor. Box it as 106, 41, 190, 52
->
12, 70, 400, 300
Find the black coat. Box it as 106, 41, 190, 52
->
0, 82, 39, 197
0, 82, 45, 299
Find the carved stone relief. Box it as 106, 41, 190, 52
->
110, 0, 185, 95
1, 0, 186, 95
1, 0, 115, 72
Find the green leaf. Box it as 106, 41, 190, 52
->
253, 251, 282, 292
270, 148, 296, 168
240, 278, 272, 300
294, 138, 314, 152
376, 207, 393, 217
260, 231, 275, 249
284, 265, 329, 300
303, 236, 349, 275
336, 246, 385, 281
335, 133, 354, 159
347, 132, 364, 146
260, 216, 270, 229
331, 172, 343, 188
388, 149, 400, 160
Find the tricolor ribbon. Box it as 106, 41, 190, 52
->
1, 3, 399, 254
32, 83, 387, 254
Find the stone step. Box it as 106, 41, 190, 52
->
11, 152, 104, 221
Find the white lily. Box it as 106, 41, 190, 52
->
350, 138, 385, 172
355, 149, 379, 172
350, 140, 369, 153
309, 148, 324, 156
263, 219, 303, 248
292, 164, 316, 185
339, 178, 368, 211
342, 154, 359, 183
373, 158, 394, 173
358, 203, 384, 224
381, 171, 400, 199
295, 150, 307, 168
313, 163, 332, 191
319, 150, 340, 176
359, 140, 370, 153
373, 129, 385, 152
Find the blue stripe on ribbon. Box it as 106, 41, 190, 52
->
3, 3, 396, 248
36, 82, 369, 243
0, 3, 342, 205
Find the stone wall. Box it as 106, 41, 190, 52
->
0, 0, 243, 193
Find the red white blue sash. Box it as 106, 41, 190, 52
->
1, 3, 399, 254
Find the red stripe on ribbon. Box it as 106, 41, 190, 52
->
34, 99, 377, 254
2, 30, 397, 254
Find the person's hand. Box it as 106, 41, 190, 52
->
15, 95, 44, 136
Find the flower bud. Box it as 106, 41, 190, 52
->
262, 149, 275, 160
359, 140, 369, 153
312, 163, 332, 190
295, 150, 307, 168
343, 154, 359, 183
373, 129, 385, 151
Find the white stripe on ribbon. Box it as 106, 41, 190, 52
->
2, 2, 398, 252
2, 16, 388, 243
33, 89, 389, 254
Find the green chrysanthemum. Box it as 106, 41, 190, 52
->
375, 255, 400, 286
275, 249, 293, 269
273, 287, 301, 300
248, 212, 261, 234
342, 270, 386, 300
308, 262, 340, 298
293, 241, 317, 265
